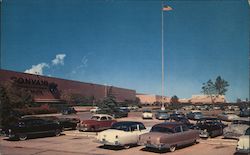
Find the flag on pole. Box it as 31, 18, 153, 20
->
162, 5, 173, 11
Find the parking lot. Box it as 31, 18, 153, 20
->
0, 111, 239, 155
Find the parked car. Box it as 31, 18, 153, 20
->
218, 111, 240, 122
138, 122, 199, 152
235, 127, 250, 154
62, 107, 77, 115
42, 116, 80, 130
4, 117, 63, 140
239, 108, 250, 117
90, 107, 100, 113
223, 118, 250, 139
77, 114, 116, 132
142, 110, 153, 119
97, 121, 149, 148
186, 110, 204, 120
169, 116, 194, 129
96, 108, 128, 118
193, 117, 226, 138
155, 110, 170, 120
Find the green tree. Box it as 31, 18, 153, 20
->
201, 76, 229, 103
170, 95, 179, 104
97, 95, 119, 114
214, 76, 229, 95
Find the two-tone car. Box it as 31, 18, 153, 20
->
97, 121, 149, 148
138, 122, 199, 152
77, 114, 116, 132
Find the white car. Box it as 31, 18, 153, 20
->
90, 107, 100, 113
218, 111, 239, 121
236, 127, 250, 154
142, 110, 153, 119
97, 121, 149, 148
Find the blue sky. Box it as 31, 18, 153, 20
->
1, 0, 249, 102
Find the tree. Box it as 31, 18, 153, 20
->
201, 76, 229, 103
170, 95, 179, 104
97, 95, 119, 114
0, 82, 33, 127
214, 76, 229, 95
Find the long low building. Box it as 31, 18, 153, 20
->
136, 94, 170, 105
0, 69, 136, 104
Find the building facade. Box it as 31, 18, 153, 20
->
0, 69, 136, 104
136, 94, 170, 105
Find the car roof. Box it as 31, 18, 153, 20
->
153, 122, 184, 129
112, 121, 144, 127
92, 114, 113, 117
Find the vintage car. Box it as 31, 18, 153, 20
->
155, 110, 170, 120
142, 110, 153, 119
235, 127, 250, 154
97, 121, 149, 148
223, 118, 250, 139
62, 107, 77, 115
169, 116, 194, 129
239, 108, 250, 117
42, 116, 80, 130
96, 108, 128, 118
194, 117, 226, 138
138, 122, 199, 152
77, 114, 116, 132
4, 117, 63, 140
186, 110, 203, 120
218, 111, 240, 122
90, 107, 100, 113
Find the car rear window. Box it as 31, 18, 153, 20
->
151, 126, 174, 133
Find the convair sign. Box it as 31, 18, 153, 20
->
11, 76, 49, 88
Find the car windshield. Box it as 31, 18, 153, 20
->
151, 126, 174, 133
91, 116, 100, 120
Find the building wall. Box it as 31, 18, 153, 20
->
190, 95, 226, 104
0, 69, 136, 103
136, 94, 170, 104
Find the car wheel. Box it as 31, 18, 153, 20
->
169, 145, 176, 152
124, 145, 130, 149
19, 134, 27, 141
54, 129, 61, 136
90, 126, 96, 132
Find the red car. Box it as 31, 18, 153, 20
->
77, 114, 116, 132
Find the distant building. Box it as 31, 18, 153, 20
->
190, 94, 226, 104
0, 69, 136, 104
136, 94, 170, 105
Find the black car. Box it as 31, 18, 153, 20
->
4, 117, 63, 140
62, 107, 77, 115
43, 116, 80, 130
169, 116, 194, 128
193, 117, 226, 138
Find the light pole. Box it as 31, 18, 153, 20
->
161, 2, 172, 111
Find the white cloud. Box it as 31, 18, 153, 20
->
52, 54, 66, 65
24, 63, 49, 75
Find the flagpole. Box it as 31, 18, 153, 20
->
161, 1, 165, 110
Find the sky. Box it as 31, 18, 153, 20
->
1, 0, 249, 102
